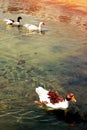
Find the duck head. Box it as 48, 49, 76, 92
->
66, 93, 76, 102
40, 22, 45, 26
17, 16, 22, 22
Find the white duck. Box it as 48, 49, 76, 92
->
35, 87, 76, 110
23, 22, 45, 32
4, 16, 22, 26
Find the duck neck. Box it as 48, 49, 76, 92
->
17, 18, 21, 22
64, 99, 69, 108
65, 99, 69, 102
64, 99, 69, 106
38, 23, 42, 32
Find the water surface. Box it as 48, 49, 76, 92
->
0, 1, 87, 130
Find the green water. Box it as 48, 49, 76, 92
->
0, 1, 87, 130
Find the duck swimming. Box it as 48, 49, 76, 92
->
4, 16, 22, 26
35, 87, 76, 110
23, 22, 45, 32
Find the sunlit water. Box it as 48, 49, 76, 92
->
0, 1, 87, 130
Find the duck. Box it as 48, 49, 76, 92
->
35, 87, 76, 110
4, 16, 22, 26
23, 22, 45, 32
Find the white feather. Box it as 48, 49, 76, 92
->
4, 18, 13, 25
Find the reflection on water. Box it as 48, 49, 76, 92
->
0, 0, 87, 130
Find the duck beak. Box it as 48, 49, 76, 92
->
71, 96, 76, 102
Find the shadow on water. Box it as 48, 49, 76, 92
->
36, 101, 87, 125
51, 109, 87, 124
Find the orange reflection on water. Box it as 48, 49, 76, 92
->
53, 0, 87, 7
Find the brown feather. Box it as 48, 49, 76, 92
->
48, 90, 64, 104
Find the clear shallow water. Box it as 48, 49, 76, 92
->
0, 1, 87, 130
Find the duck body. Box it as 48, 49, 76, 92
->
4, 18, 14, 25
23, 22, 45, 32
4, 16, 22, 26
35, 87, 76, 110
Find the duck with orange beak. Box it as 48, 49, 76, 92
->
35, 87, 76, 110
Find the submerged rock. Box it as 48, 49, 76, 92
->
17, 59, 26, 65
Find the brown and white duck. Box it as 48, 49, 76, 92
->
35, 87, 76, 110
